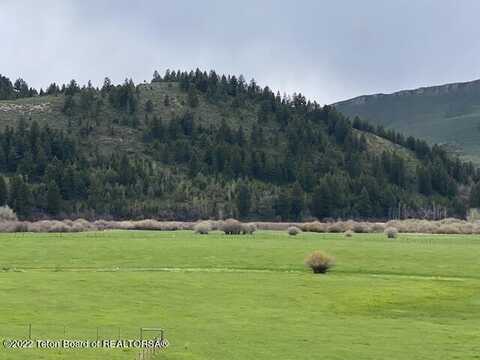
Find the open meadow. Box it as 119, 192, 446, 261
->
0, 230, 479, 359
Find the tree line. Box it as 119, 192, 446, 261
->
0, 69, 477, 220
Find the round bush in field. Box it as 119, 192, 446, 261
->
305, 251, 335, 274
287, 226, 301, 236
0, 205, 18, 222
241, 223, 257, 234
385, 227, 398, 239
222, 218, 243, 235
344, 230, 353, 237
194, 221, 212, 234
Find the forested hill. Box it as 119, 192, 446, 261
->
333, 79, 480, 165
0, 70, 478, 221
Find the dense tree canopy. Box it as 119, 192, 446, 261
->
0, 70, 477, 220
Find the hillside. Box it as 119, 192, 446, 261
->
0, 71, 476, 221
333, 79, 480, 164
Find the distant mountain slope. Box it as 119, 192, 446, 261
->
333, 79, 480, 164
0, 71, 476, 220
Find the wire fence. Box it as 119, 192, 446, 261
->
0, 324, 168, 359
0, 323, 151, 340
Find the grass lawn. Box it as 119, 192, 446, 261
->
0, 230, 479, 359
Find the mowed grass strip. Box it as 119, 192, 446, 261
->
1, 231, 480, 278
0, 231, 479, 359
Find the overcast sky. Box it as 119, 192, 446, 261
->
1, 0, 480, 104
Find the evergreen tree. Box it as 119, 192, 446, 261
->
355, 187, 372, 218
275, 189, 291, 221
152, 70, 162, 82
0, 74, 15, 100
470, 182, 480, 208
187, 88, 199, 107
236, 181, 251, 219
46, 181, 62, 215
0, 176, 7, 205
417, 165, 433, 195
311, 178, 337, 219
290, 183, 304, 220
8, 176, 31, 217
14, 78, 30, 98
145, 99, 154, 113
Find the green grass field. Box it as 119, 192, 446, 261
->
0, 230, 479, 359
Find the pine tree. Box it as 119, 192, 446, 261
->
8, 176, 31, 217
187, 88, 199, 107
417, 165, 433, 195
152, 70, 162, 82
469, 182, 480, 208
46, 181, 62, 215
275, 189, 291, 221
290, 183, 304, 220
311, 180, 331, 219
145, 100, 154, 113
236, 181, 251, 219
355, 187, 372, 218
0, 176, 7, 205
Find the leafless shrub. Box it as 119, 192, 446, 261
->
414, 220, 437, 234
344, 220, 356, 231
132, 219, 163, 230
256, 222, 296, 231
136, 221, 192, 231
472, 224, 480, 234
0, 206, 18, 222
28, 220, 71, 233
194, 221, 212, 234
435, 224, 461, 234
344, 230, 353, 237
114, 221, 136, 230
305, 251, 335, 274
352, 223, 369, 233
287, 226, 301, 236
386, 220, 403, 232
385, 227, 398, 239
0, 221, 29, 232
439, 217, 462, 225
371, 223, 386, 233
93, 219, 115, 231
208, 220, 224, 230
13, 221, 29, 232
0, 217, 475, 235
70, 218, 97, 232
0, 221, 16, 233
222, 218, 243, 235
302, 221, 326, 233
459, 223, 474, 234
47, 220, 72, 233
327, 222, 346, 233
242, 223, 257, 234
62, 219, 74, 227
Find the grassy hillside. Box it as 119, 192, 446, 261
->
0, 230, 479, 359
334, 79, 480, 164
0, 71, 475, 220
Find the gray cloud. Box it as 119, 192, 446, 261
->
1, 0, 480, 103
